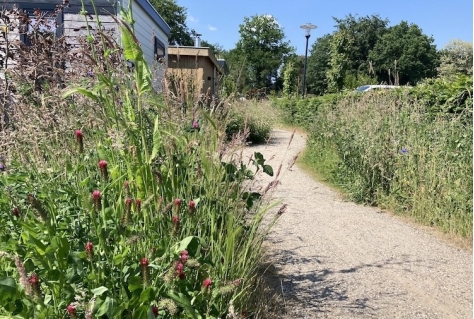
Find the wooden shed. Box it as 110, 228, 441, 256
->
167, 46, 226, 97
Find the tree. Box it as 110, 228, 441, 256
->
368, 21, 439, 85
281, 54, 303, 96
437, 39, 473, 77
150, 0, 193, 46
307, 15, 388, 93
221, 44, 249, 94
200, 40, 226, 59
236, 14, 294, 89
333, 14, 389, 77
306, 34, 332, 95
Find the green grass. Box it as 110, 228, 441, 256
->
273, 87, 473, 239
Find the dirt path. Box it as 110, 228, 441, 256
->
242, 129, 473, 319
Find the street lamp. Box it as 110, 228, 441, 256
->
300, 23, 316, 98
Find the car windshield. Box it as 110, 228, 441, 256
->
356, 85, 370, 92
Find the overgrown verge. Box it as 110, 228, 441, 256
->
0, 7, 280, 318
273, 76, 473, 238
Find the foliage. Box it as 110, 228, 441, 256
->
326, 30, 353, 92
200, 41, 226, 59
149, 0, 193, 46
0, 9, 279, 319
281, 54, 302, 96
221, 45, 249, 95
437, 39, 473, 78
368, 21, 440, 85
225, 100, 277, 144
236, 14, 294, 90
272, 85, 473, 238
306, 34, 332, 95
408, 74, 473, 114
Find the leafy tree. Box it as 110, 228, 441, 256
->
201, 40, 226, 59
221, 44, 249, 94
150, 0, 193, 45
306, 34, 332, 95
437, 39, 473, 78
368, 21, 440, 85
333, 14, 389, 77
281, 54, 303, 96
326, 30, 353, 92
236, 14, 294, 89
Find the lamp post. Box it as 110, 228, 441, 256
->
300, 23, 316, 98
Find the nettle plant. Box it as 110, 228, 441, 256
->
0, 7, 276, 319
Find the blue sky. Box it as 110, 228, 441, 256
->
175, 0, 473, 55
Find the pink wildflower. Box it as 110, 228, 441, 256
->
202, 277, 212, 288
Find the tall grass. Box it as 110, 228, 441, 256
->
0, 7, 279, 318
274, 88, 473, 238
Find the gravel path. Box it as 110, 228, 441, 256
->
242, 129, 473, 319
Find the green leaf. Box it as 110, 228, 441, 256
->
177, 236, 200, 256
95, 297, 114, 317
113, 247, 130, 265
63, 87, 100, 101
263, 164, 274, 176
128, 276, 143, 292
91, 286, 108, 296
167, 292, 200, 319
139, 287, 155, 303
0, 277, 17, 300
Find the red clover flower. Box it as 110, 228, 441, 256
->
188, 200, 196, 213
141, 257, 150, 286
67, 304, 77, 318
75, 130, 84, 153
92, 190, 101, 211
174, 198, 181, 208
135, 198, 142, 213
85, 242, 94, 260
98, 159, 108, 180
203, 277, 212, 288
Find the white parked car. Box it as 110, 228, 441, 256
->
355, 85, 402, 92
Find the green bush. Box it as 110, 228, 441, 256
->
225, 101, 275, 144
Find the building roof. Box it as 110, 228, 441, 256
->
168, 46, 224, 74
8, 0, 171, 37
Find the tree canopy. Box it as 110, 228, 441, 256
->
236, 14, 294, 89
437, 39, 473, 78
368, 21, 439, 85
150, 0, 193, 46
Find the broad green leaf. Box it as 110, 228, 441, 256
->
0, 277, 17, 299
263, 164, 274, 176
95, 297, 114, 317
63, 87, 100, 101
91, 286, 108, 296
